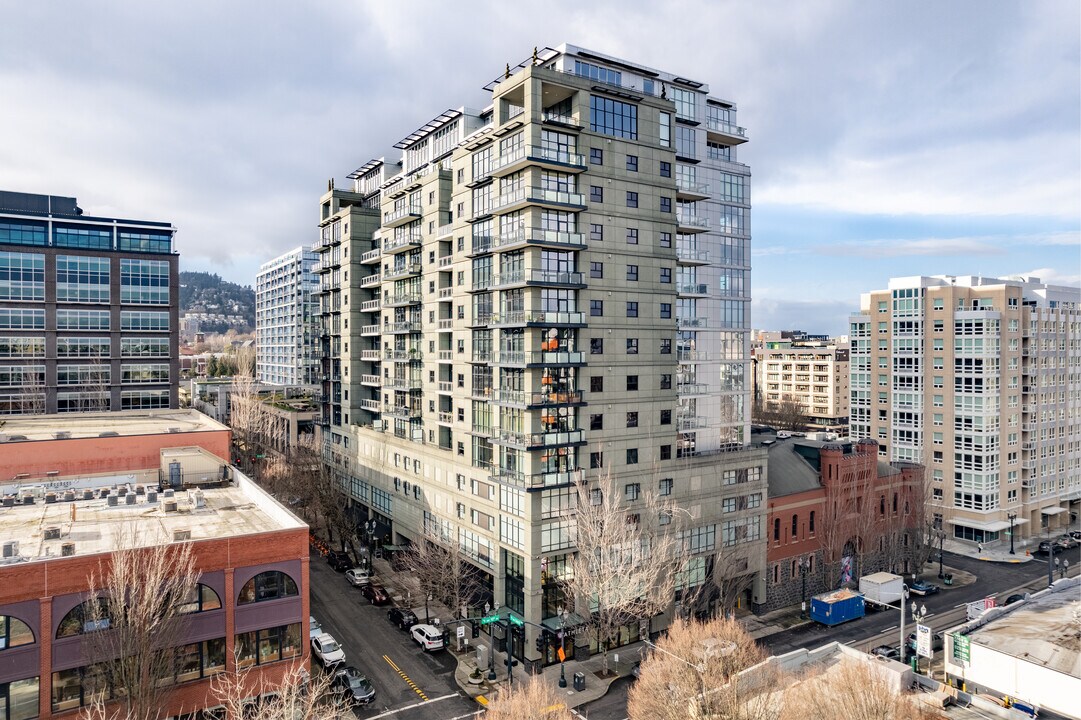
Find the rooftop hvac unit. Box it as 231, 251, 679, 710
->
2, 541, 18, 558
44, 527, 61, 541
191, 489, 206, 509
173, 530, 191, 541
54, 431, 71, 440
107, 494, 118, 507
61, 543, 75, 557
125, 493, 136, 505
163, 500, 178, 513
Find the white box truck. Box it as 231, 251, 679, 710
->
859, 572, 904, 607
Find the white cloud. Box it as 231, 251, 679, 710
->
1016, 267, 1081, 287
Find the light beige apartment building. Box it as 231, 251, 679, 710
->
311, 44, 767, 668
752, 331, 849, 432
849, 275, 1080, 546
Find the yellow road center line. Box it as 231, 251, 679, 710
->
382, 654, 428, 701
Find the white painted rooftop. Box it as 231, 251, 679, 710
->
0, 409, 228, 442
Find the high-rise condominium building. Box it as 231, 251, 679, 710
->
753, 330, 850, 432
0, 190, 178, 415
256, 246, 319, 385
314, 44, 764, 666
849, 275, 1080, 545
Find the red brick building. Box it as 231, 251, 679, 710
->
0, 410, 309, 720
760, 436, 925, 613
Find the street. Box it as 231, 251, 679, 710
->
309, 552, 478, 720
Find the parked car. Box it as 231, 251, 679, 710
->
907, 580, 939, 596
309, 616, 323, 640
388, 607, 419, 630
1004, 594, 1026, 606
311, 633, 345, 667
1070, 530, 1081, 541
1055, 535, 1079, 549
361, 583, 391, 605
1038, 540, 1063, 555
331, 666, 375, 706
327, 551, 353, 572
906, 631, 944, 654
871, 645, 900, 660
345, 568, 372, 587
411, 623, 444, 652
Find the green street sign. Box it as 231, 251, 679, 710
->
952, 633, 970, 663
507, 616, 524, 627
479, 614, 501, 625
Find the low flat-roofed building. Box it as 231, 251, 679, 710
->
0, 410, 309, 720
943, 577, 1080, 717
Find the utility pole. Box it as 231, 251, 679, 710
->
1007, 512, 1016, 555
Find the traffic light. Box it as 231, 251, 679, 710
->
535, 633, 545, 652
472, 621, 479, 639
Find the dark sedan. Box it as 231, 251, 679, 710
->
907, 580, 939, 596
326, 551, 353, 572
1038, 541, 1064, 555
331, 666, 375, 705
388, 606, 418, 630
361, 583, 391, 605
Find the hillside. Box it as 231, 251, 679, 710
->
179, 271, 256, 331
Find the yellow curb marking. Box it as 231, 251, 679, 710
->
383, 654, 429, 701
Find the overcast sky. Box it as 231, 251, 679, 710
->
1, 0, 1077, 335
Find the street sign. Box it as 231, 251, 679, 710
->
952, 633, 970, 664
456, 625, 466, 639
479, 614, 501, 625
916, 624, 933, 658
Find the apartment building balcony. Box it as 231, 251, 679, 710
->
489, 310, 586, 328
383, 404, 422, 419
361, 248, 382, 264
360, 349, 382, 361
360, 298, 381, 312
385, 320, 423, 334
677, 283, 709, 298
677, 415, 709, 431
676, 214, 710, 234
382, 233, 424, 255
385, 292, 422, 307
383, 205, 423, 228
491, 227, 587, 252
437, 288, 453, 302
494, 428, 586, 449
437, 223, 454, 239
676, 179, 711, 201
677, 382, 710, 396
490, 145, 587, 178
490, 467, 584, 490
471, 349, 492, 363
491, 187, 587, 215
492, 350, 586, 367
384, 376, 422, 391
490, 269, 586, 291
705, 117, 749, 145
361, 324, 380, 336
360, 398, 382, 412
360, 374, 381, 386
676, 246, 710, 265
468, 236, 493, 257
383, 262, 422, 280
360, 273, 382, 288
492, 389, 584, 408
437, 319, 453, 331
468, 313, 493, 329
384, 348, 423, 362
436, 411, 454, 425
437, 381, 454, 394
678, 317, 707, 329
437, 350, 454, 362
313, 260, 330, 275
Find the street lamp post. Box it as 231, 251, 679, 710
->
557, 607, 568, 688
899, 584, 909, 665
365, 519, 377, 568
937, 531, 946, 579
1008, 512, 1016, 555
911, 603, 929, 675
1048, 547, 1055, 587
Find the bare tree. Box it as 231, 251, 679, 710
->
81, 532, 200, 720
681, 541, 758, 621
780, 656, 939, 720
17, 363, 46, 414
482, 676, 574, 720
209, 664, 352, 720
398, 533, 484, 622
564, 469, 680, 675
752, 394, 808, 432
627, 616, 780, 720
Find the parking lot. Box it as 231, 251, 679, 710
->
308, 551, 478, 719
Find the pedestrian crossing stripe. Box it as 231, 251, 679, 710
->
383, 654, 429, 701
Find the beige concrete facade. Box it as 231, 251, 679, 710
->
753, 332, 849, 431
312, 45, 765, 667
849, 275, 1080, 545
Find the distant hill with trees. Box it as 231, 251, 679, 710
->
179, 271, 255, 332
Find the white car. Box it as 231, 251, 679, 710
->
410, 624, 444, 652
309, 616, 323, 640
346, 568, 372, 587
311, 633, 346, 667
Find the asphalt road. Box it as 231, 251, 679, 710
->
576, 546, 1081, 720
308, 552, 479, 720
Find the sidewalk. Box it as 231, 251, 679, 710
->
940, 536, 1034, 564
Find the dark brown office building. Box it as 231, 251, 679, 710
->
0, 191, 179, 414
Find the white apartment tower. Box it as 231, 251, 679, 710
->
314, 45, 765, 668
255, 246, 319, 385
850, 276, 1080, 545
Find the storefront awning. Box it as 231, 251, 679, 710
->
541, 611, 588, 631
1040, 506, 1067, 515
948, 517, 1012, 532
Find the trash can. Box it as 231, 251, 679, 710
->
944, 573, 954, 586
573, 672, 585, 691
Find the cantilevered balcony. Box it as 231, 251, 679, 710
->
489, 467, 584, 490
676, 179, 711, 201
491, 350, 586, 367
384, 292, 422, 307
490, 144, 587, 177
383, 262, 422, 281
383, 205, 422, 228
677, 283, 709, 298
705, 117, 748, 145
490, 227, 586, 252
489, 310, 586, 328
382, 403, 422, 419
491, 186, 586, 215
492, 389, 584, 408
676, 246, 710, 265
359, 273, 382, 288
385, 320, 422, 334
676, 213, 710, 234
494, 428, 586, 449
